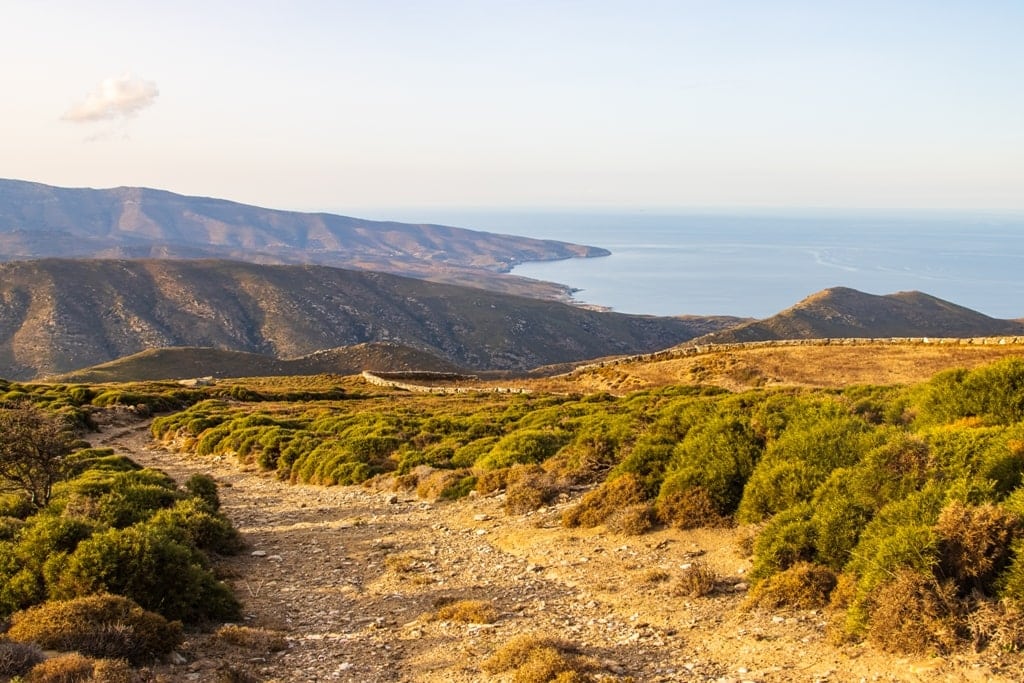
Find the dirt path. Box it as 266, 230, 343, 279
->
91, 420, 1020, 683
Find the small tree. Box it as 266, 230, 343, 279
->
0, 403, 76, 508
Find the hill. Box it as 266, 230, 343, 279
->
688, 287, 1024, 344
51, 342, 466, 383
0, 179, 607, 298
0, 259, 733, 380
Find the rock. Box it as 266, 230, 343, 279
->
251, 550, 267, 557
473, 513, 492, 521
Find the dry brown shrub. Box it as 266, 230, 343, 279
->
482, 634, 600, 683
24, 654, 131, 683
415, 469, 463, 500
384, 551, 429, 574
562, 474, 646, 528
0, 640, 44, 677
475, 468, 509, 495
7, 594, 182, 665
744, 562, 837, 610
391, 473, 419, 491
641, 568, 670, 584
25, 653, 94, 683
935, 501, 1020, 592
867, 569, 965, 654
605, 504, 655, 536
86, 659, 134, 683
655, 486, 727, 529
215, 625, 289, 652
966, 599, 1024, 652
215, 668, 260, 683
672, 561, 719, 597
429, 599, 499, 624
504, 465, 560, 515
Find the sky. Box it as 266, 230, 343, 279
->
2, 0, 1023, 214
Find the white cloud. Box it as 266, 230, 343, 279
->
63, 73, 159, 123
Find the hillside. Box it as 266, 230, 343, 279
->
0, 259, 733, 380
51, 342, 466, 383
0, 179, 607, 298
688, 287, 1024, 344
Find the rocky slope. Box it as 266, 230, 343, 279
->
688, 287, 1024, 345
0, 259, 732, 380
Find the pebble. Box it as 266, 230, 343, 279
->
251, 550, 267, 557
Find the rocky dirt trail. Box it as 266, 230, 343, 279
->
92, 419, 1020, 683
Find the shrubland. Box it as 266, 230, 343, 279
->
147, 356, 1024, 655
0, 392, 242, 675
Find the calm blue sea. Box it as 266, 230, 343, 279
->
361, 209, 1024, 320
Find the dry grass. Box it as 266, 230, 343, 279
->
24, 653, 134, 683
530, 344, 1024, 394
426, 598, 500, 624
215, 625, 289, 652
745, 562, 837, 610
482, 634, 601, 683
672, 560, 719, 598
605, 503, 655, 536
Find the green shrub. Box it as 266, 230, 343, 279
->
147, 499, 242, 555
750, 503, 817, 579
0, 493, 34, 519
476, 430, 569, 470
737, 415, 874, 523
184, 473, 221, 511
7, 594, 182, 664
53, 525, 240, 622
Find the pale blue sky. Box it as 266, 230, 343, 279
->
2, 1, 1022, 212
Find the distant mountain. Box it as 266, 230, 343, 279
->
52, 343, 465, 383
688, 287, 1024, 345
0, 179, 608, 298
0, 259, 736, 380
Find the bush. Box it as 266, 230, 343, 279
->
605, 503, 655, 536
935, 501, 1020, 594
562, 474, 646, 528
750, 503, 816, 579
184, 473, 221, 511
481, 634, 599, 682
504, 466, 560, 515
865, 570, 963, 654
476, 430, 569, 470
745, 562, 837, 610
0, 640, 44, 677
53, 525, 240, 622
672, 560, 718, 597
428, 599, 499, 624
216, 625, 288, 652
147, 498, 243, 555
6, 594, 182, 664
655, 485, 727, 529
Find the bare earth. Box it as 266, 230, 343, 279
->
92, 418, 1021, 683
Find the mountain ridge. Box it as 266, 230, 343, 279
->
0, 258, 735, 380
687, 286, 1024, 345
0, 178, 608, 299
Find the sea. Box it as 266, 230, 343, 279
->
359, 209, 1024, 320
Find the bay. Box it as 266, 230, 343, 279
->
360, 209, 1024, 320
